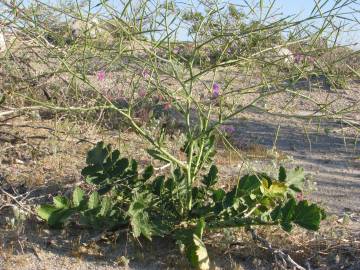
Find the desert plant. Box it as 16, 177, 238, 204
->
38, 141, 325, 268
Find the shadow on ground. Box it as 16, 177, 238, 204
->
226, 113, 360, 214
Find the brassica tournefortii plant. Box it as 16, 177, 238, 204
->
38, 140, 325, 268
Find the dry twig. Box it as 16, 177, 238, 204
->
246, 227, 306, 270
0, 186, 36, 215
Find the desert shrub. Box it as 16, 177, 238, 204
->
38, 141, 325, 268
1, 0, 358, 268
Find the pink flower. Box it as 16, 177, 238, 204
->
296, 193, 304, 201
138, 88, 146, 98
97, 70, 106, 81
294, 54, 302, 64
135, 108, 150, 121
212, 83, 220, 98
307, 56, 315, 64
221, 125, 236, 135
163, 102, 171, 110
153, 95, 163, 103
142, 69, 151, 79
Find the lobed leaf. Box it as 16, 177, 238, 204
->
53, 196, 70, 209
73, 187, 85, 207
100, 197, 112, 216
184, 219, 210, 270
37, 205, 58, 221
202, 165, 218, 187
238, 175, 261, 193
88, 192, 100, 209
293, 200, 325, 231
278, 166, 287, 182
286, 167, 305, 193
86, 141, 109, 166
142, 165, 154, 181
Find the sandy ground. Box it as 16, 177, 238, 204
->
229, 110, 360, 215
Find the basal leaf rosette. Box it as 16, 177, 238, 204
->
37, 142, 325, 269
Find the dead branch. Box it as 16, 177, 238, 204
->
246, 227, 306, 270
0, 186, 36, 215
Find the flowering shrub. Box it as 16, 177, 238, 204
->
3, 0, 350, 268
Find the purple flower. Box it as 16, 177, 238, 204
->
307, 56, 315, 64
296, 192, 304, 201
136, 108, 150, 121
97, 70, 106, 81
142, 69, 151, 79
221, 125, 236, 134
226, 125, 236, 134
294, 53, 303, 64
212, 83, 220, 98
163, 102, 171, 110
138, 88, 146, 98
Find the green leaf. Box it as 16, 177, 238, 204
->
223, 188, 237, 209
165, 178, 176, 193
130, 210, 153, 240
238, 175, 261, 193
192, 187, 204, 202
186, 234, 210, 270
270, 205, 282, 221
281, 199, 296, 220
173, 167, 184, 182
53, 196, 69, 209
142, 165, 154, 180
86, 141, 109, 166
88, 192, 100, 209
97, 184, 113, 195
73, 187, 85, 207
183, 219, 209, 270
194, 218, 206, 238
152, 175, 165, 196
279, 166, 286, 182
100, 197, 112, 216
130, 159, 138, 172
48, 208, 74, 227
280, 198, 296, 232
212, 188, 226, 202
111, 149, 120, 162
37, 205, 58, 221
81, 164, 103, 177
113, 158, 129, 176
281, 220, 293, 232
286, 167, 305, 193
261, 181, 287, 198
293, 201, 324, 231
128, 195, 153, 240
202, 165, 218, 187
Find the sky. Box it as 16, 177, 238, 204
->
1, 0, 359, 47
246, 0, 360, 47
170, 0, 360, 46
